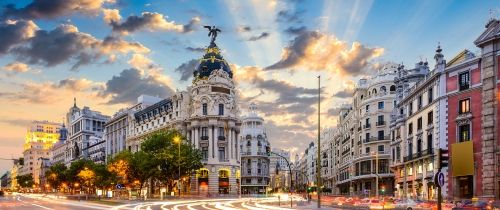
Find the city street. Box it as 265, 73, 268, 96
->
0, 193, 309, 210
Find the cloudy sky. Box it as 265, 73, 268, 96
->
0, 0, 497, 173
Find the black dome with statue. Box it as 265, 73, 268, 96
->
193, 26, 233, 79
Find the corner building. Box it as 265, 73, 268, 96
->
239, 103, 270, 194
333, 65, 397, 196
127, 41, 241, 196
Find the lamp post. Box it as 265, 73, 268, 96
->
174, 136, 181, 197
317, 75, 321, 208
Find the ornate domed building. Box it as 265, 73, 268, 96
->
126, 32, 242, 196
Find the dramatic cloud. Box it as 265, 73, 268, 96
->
104, 9, 200, 35
276, 8, 305, 23
185, 47, 205, 53
100, 68, 174, 104
2, 0, 115, 19
0, 78, 100, 104
0, 118, 33, 127
265, 31, 384, 76
0, 20, 38, 55
284, 26, 307, 35
11, 24, 149, 70
237, 25, 252, 32
2, 62, 32, 76
248, 32, 270, 41
175, 59, 199, 81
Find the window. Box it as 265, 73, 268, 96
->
218, 147, 225, 160
408, 102, 413, 115
378, 101, 384, 109
202, 147, 208, 159
202, 103, 208, 115
218, 104, 224, 115
408, 123, 413, 135
377, 115, 384, 126
418, 95, 423, 110
378, 145, 384, 152
459, 98, 470, 114
378, 130, 384, 140
459, 71, 470, 91
427, 134, 433, 151
428, 111, 433, 125
396, 146, 401, 160
366, 105, 369, 112
218, 127, 225, 139
246, 178, 251, 183
365, 133, 370, 142
458, 124, 471, 142
392, 149, 395, 161
417, 117, 422, 130
365, 118, 370, 128
201, 127, 208, 138
417, 138, 422, 153
428, 87, 433, 103
365, 147, 370, 154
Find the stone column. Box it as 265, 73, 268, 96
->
214, 126, 219, 160
194, 127, 199, 149
480, 44, 497, 199
208, 126, 213, 160
228, 128, 233, 159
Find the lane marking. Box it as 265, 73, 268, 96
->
32, 203, 54, 210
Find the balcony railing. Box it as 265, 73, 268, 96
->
363, 124, 371, 129
376, 121, 386, 126
218, 136, 226, 140
201, 136, 209, 140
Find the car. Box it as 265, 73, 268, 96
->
452, 200, 493, 210
395, 199, 425, 210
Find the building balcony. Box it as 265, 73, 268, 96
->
363, 124, 371, 129
376, 121, 386, 126
218, 136, 226, 140
357, 127, 362, 132
201, 136, 209, 140
219, 159, 230, 162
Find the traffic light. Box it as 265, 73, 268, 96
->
266, 146, 271, 156
438, 149, 449, 169
380, 185, 385, 193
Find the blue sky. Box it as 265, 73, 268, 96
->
0, 0, 498, 173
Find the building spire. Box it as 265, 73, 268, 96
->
73, 97, 77, 108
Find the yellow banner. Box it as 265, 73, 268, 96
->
451, 141, 474, 176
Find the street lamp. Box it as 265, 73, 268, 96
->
174, 135, 181, 197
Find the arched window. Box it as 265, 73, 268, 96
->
390, 85, 396, 92
380, 86, 387, 93
246, 135, 251, 140
246, 141, 251, 146
372, 89, 377, 94
257, 141, 262, 146
360, 95, 364, 100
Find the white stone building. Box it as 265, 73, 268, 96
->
125, 40, 241, 196
239, 103, 270, 194
50, 99, 110, 167
331, 64, 397, 196
390, 47, 449, 200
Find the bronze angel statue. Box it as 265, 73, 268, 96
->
204, 25, 221, 44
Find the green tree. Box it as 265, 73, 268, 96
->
45, 163, 67, 191
141, 130, 203, 193
129, 151, 158, 197
66, 159, 95, 193
93, 163, 116, 191
16, 174, 34, 188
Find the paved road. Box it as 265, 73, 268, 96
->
0, 194, 110, 210
0, 193, 311, 210
111, 196, 310, 210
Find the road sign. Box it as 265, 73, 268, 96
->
116, 184, 124, 189
434, 172, 445, 187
